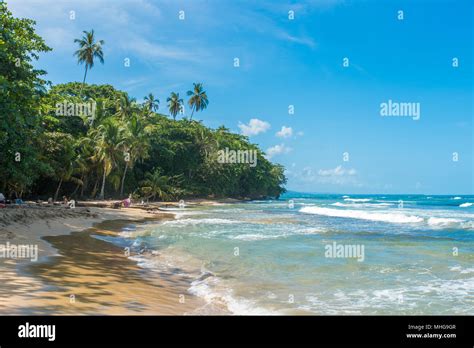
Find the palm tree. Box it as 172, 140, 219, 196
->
115, 94, 139, 121
88, 118, 125, 199
167, 92, 183, 120
144, 93, 159, 112
195, 127, 218, 158
74, 30, 105, 93
140, 169, 184, 202
120, 115, 151, 195
187, 83, 209, 120
140, 168, 174, 201
52, 136, 77, 202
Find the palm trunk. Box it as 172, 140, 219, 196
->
80, 174, 86, 198
190, 108, 194, 120
120, 162, 128, 196
71, 182, 80, 196
82, 65, 88, 84
99, 163, 106, 200
91, 175, 99, 198
54, 178, 63, 202
79, 65, 88, 99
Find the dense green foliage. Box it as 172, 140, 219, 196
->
0, 3, 286, 201
0, 2, 51, 197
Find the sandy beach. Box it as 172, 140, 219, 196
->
0, 203, 226, 315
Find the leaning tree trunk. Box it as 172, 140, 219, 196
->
91, 175, 99, 199
54, 178, 63, 202
120, 162, 129, 196
99, 163, 106, 200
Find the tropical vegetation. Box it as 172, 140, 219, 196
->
0, 2, 286, 201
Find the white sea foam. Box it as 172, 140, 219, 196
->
129, 254, 180, 274
449, 265, 474, 274
453, 197, 462, 200
460, 202, 473, 208
427, 217, 463, 227
229, 227, 327, 241
332, 202, 392, 208
300, 206, 474, 228
460, 221, 474, 230
173, 211, 210, 218
231, 233, 281, 241
331, 202, 347, 207
300, 206, 423, 224
343, 198, 372, 202
189, 273, 277, 315
161, 218, 238, 227
301, 277, 474, 314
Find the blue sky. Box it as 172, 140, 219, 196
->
9, 0, 473, 194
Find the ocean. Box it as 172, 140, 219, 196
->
100, 193, 474, 315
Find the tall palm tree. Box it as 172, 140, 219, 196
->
144, 93, 159, 112
74, 30, 105, 93
88, 119, 125, 200
167, 92, 183, 120
120, 115, 151, 195
186, 83, 209, 120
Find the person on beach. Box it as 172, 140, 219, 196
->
123, 194, 131, 208
0, 192, 5, 208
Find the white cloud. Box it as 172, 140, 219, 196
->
239, 118, 271, 136
122, 36, 205, 63
266, 144, 291, 159
276, 126, 293, 138
316, 166, 357, 185
277, 32, 317, 48
318, 166, 357, 177
287, 165, 358, 186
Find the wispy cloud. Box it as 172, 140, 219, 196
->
289, 165, 359, 186
122, 36, 204, 63
276, 31, 317, 48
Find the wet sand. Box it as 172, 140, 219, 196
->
0, 206, 215, 315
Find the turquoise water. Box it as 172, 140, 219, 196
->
109, 193, 474, 314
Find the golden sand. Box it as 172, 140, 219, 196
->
0, 206, 219, 315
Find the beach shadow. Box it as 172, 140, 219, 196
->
9, 219, 201, 315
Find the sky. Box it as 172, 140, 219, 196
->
8, 0, 474, 194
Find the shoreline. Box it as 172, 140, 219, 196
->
0, 202, 233, 315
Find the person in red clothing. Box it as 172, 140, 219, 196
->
123, 194, 131, 208
0, 193, 5, 208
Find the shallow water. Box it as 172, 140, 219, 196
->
112, 194, 474, 315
